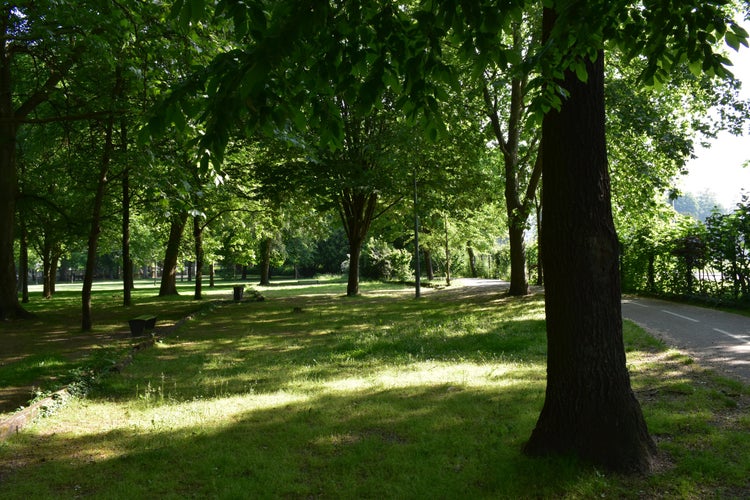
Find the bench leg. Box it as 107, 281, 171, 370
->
129, 319, 147, 337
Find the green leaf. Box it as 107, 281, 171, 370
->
725, 31, 741, 51
574, 61, 588, 83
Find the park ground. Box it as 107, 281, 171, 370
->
1, 278, 749, 497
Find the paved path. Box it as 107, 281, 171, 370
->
622, 297, 750, 383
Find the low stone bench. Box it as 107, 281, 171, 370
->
128, 314, 157, 337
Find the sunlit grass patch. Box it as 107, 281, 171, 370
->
3, 282, 750, 498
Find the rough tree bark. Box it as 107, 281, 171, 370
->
159, 211, 188, 296
523, 8, 655, 473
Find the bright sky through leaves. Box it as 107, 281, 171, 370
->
680, 22, 750, 209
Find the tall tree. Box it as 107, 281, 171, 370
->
165, 0, 748, 471
0, 4, 87, 318
523, 9, 655, 471
521, 0, 747, 472
480, 16, 542, 296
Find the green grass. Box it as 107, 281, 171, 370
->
1, 280, 749, 498
0, 280, 229, 412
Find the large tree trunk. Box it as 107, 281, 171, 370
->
159, 211, 188, 296
193, 216, 204, 300
0, 90, 25, 319
259, 237, 272, 286
523, 11, 655, 474
339, 190, 378, 297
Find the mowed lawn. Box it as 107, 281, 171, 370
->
1, 279, 749, 498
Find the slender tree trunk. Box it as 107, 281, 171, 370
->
19, 216, 29, 303
159, 211, 188, 296
507, 225, 529, 293
467, 242, 478, 278
647, 253, 656, 293
43, 256, 53, 299
42, 244, 61, 298
122, 163, 133, 306
424, 249, 434, 281
534, 194, 544, 286
444, 216, 451, 286
81, 158, 109, 330
483, 41, 539, 297
524, 11, 654, 473
50, 254, 59, 293
241, 265, 248, 280
82, 116, 117, 330
209, 262, 215, 287
82, 66, 124, 331
194, 216, 203, 300
259, 237, 272, 286
347, 236, 364, 296
120, 116, 133, 305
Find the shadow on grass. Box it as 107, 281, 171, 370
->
94, 291, 549, 401
4, 284, 750, 497
0, 286, 224, 415
3, 383, 610, 498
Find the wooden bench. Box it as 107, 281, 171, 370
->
128, 315, 157, 337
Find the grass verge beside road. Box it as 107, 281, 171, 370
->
1, 280, 749, 498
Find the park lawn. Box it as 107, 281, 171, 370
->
0, 280, 232, 417
0, 280, 749, 498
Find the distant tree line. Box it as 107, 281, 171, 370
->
622, 196, 750, 305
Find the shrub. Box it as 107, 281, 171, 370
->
361, 238, 414, 282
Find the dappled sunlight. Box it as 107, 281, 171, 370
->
319, 361, 544, 395
6, 281, 750, 497
6, 357, 546, 498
